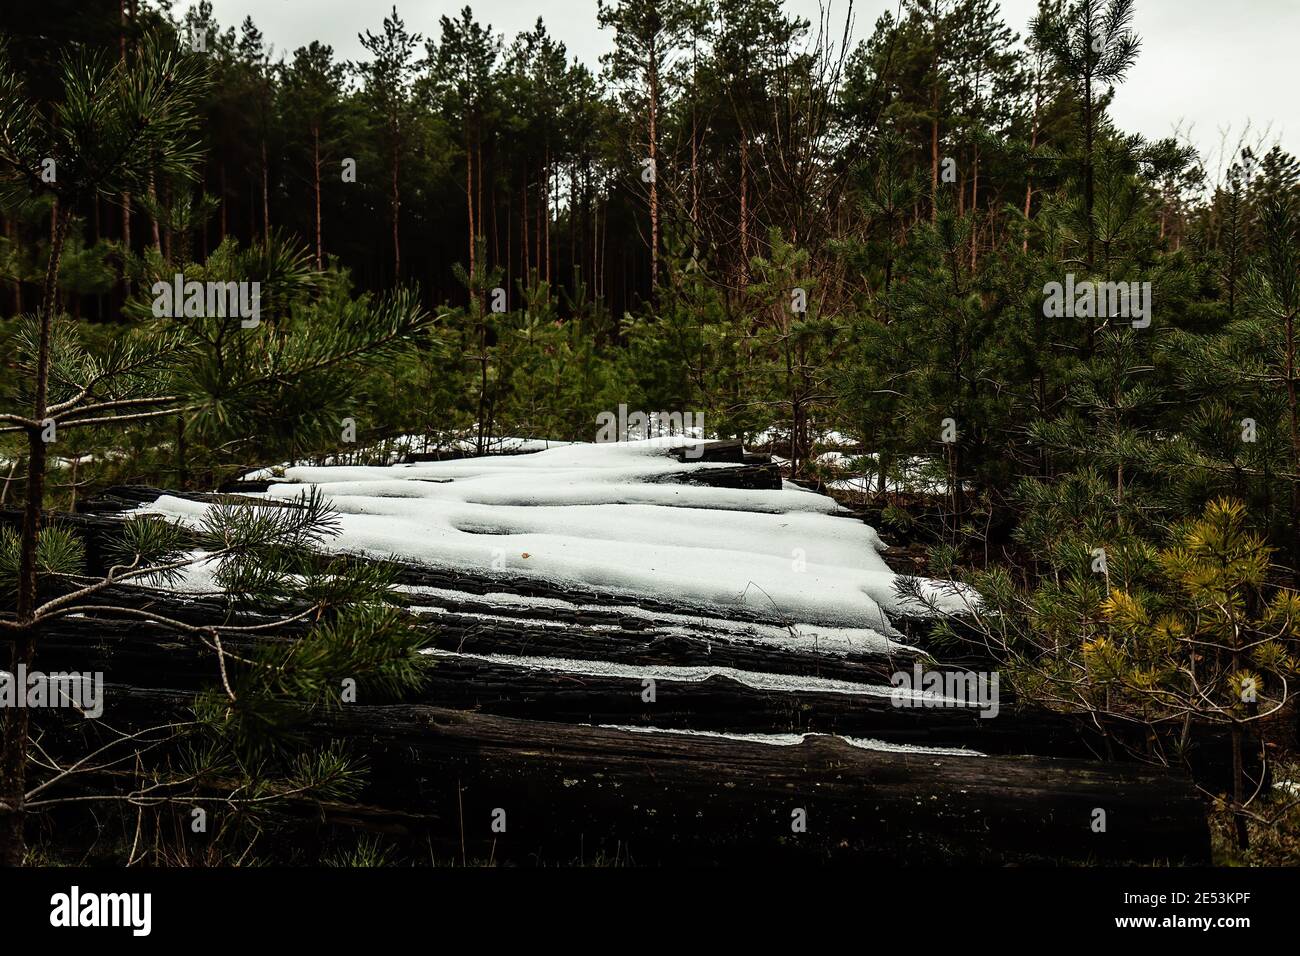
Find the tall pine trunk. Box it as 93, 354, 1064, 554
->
1023, 58, 1042, 254
261, 140, 271, 245
929, 4, 941, 224
466, 120, 475, 280
147, 172, 161, 249
477, 136, 484, 270
390, 128, 401, 282
1, 206, 71, 866
1286, 311, 1300, 588
313, 124, 323, 269
119, 0, 131, 291
739, 137, 750, 286
647, 47, 659, 293
970, 144, 980, 269
544, 152, 552, 285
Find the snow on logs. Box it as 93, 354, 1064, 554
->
7, 438, 1212, 863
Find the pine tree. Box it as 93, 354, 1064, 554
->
0, 27, 208, 864
1030, 0, 1140, 279
429, 8, 502, 283
1167, 192, 1300, 583
598, 0, 692, 295
356, 7, 423, 284
281, 42, 347, 270
0, 27, 432, 865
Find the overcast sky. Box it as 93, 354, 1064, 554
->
199, 0, 1295, 178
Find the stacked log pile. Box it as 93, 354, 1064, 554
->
2, 442, 1215, 864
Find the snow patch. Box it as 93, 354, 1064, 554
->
133, 440, 975, 642
594, 723, 983, 757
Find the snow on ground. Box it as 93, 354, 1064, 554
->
747, 427, 965, 495
431, 435, 577, 454
2, 453, 104, 471
134, 438, 975, 646
238, 434, 578, 479
808, 452, 975, 496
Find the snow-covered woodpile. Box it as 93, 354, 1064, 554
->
19, 438, 1210, 863
147, 438, 974, 655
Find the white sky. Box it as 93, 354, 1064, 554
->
198, 0, 1295, 175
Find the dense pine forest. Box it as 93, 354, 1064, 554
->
0, 0, 1298, 879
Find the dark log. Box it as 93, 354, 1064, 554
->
673, 439, 745, 463
27, 586, 1259, 791
39, 684, 1209, 865
661, 461, 782, 490
3, 491, 1227, 864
